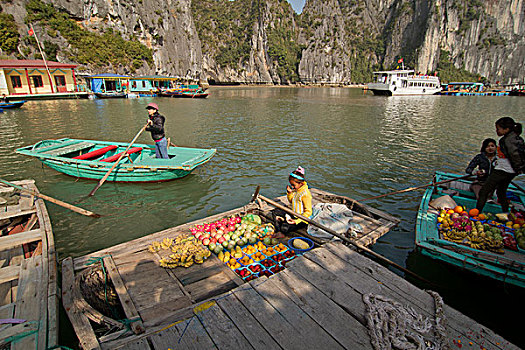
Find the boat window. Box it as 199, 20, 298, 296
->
10, 75, 22, 88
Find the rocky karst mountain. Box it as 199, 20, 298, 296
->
1, 0, 523, 84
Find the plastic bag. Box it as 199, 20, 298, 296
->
307, 203, 360, 239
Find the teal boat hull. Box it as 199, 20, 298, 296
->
16, 138, 216, 182
415, 171, 525, 288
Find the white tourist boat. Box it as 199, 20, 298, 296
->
367, 69, 441, 96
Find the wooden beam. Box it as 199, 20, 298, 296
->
102, 256, 145, 335
0, 264, 20, 284
62, 257, 101, 350
0, 229, 42, 251
0, 322, 38, 347
0, 209, 37, 221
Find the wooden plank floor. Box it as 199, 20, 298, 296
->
100, 242, 519, 350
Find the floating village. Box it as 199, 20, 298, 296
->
0, 56, 524, 350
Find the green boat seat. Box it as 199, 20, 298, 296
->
41, 141, 95, 156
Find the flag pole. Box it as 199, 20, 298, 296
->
29, 23, 55, 93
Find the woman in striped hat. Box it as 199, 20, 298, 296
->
273, 166, 313, 235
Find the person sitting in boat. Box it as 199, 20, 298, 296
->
145, 103, 169, 159
1, 94, 8, 103
476, 117, 525, 214
272, 166, 313, 236
466, 138, 497, 198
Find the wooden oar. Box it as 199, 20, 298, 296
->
361, 173, 473, 201
0, 179, 100, 218
254, 189, 432, 284
88, 123, 149, 197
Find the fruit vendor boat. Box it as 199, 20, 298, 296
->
415, 171, 525, 288
15, 138, 216, 182
0, 100, 26, 109
0, 180, 58, 349
61, 188, 402, 349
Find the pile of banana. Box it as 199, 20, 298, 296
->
466, 235, 504, 253
441, 229, 468, 243
148, 234, 211, 268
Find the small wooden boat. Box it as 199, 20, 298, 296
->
93, 92, 127, 99
0, 101, 26, 109
0, 180, 58, 349
16, 138, 216, 182
61, 188, 400, 349
159, 88, 209, 98
415, 171, 525, 288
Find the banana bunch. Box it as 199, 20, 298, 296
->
442, 229, 468, 243
468, 235, 486, 250
484, 237, 504, 254
149, 234, 211, 268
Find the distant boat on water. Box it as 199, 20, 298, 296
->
366, 69, 441, 96
0, 100, 26, 109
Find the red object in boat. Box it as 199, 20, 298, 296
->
73, 145, 118, 160
100, 147, 142, 162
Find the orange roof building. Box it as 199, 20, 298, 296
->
0, 59, 81, 97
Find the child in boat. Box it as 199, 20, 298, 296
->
476, 117, 525, 213
272, 166, 313, 235
145, 103, 169, 159
466, 138, 497, 198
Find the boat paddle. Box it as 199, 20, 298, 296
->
252, 187, 433, 285
88, 123, 149, 197
0, 179, 100, 218
361, 173, 473, 201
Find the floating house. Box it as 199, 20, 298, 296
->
84, 73, 131, 93
0, 59, 88, 100
129, 75, 177, 95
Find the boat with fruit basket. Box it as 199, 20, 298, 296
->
61, 188, 399, 349
415, 171, 525, 288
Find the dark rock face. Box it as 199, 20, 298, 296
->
3, 0, 524, 84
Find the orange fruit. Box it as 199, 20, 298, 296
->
478, 213, 486, 220
468, 208, 479, 217
454, 206, 463, 213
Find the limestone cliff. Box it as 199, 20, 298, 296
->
1, 0, 524, 84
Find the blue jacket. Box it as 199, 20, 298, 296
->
466, 153, 496, 181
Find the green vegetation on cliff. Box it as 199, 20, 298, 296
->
435, 49, 484, 83
0, 6, 19, 54
25, 0, 152, 71
192, 0, 302, 82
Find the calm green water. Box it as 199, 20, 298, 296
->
1, 87, 524, 347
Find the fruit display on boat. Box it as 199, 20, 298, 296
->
274, 243, 288, 252
148, 234, 211, 268
437, 206, 525, 254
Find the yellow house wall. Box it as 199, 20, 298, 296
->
1, 68, 76, 95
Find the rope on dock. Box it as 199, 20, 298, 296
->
363, 291, 448, 349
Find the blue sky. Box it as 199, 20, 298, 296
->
287, 0, 305, 13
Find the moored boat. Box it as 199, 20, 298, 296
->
366, 69, 441, 96
159, 87, 209, 98
15, 138, 216, 182
93, 91, 127, 99
0, 180, 58, 349
0, 100, 26, 109
415, 171, 525, 288
61, 188, 400, 349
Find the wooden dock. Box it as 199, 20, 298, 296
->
67, 241, 518, 350
61, 188, 515, 349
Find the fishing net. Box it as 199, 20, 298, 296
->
363, 291, 448, 350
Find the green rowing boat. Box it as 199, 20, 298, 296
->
16, 138, 216, 182
415, 171, 525, 288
